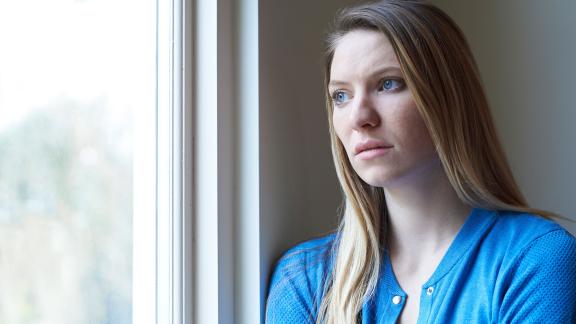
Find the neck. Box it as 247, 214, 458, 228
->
384, 158, 471, 259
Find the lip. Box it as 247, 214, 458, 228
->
354, 139, 393, 160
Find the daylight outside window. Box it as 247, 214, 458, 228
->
0, 0, 179, 322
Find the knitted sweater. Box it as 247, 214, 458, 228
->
265, 208, 576, 323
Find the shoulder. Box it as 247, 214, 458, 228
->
485, 210, 572, 255
491, 211, 576, 322
265, 233, 336, 324
487, 210, 576, 276
268, 233, 336, 292
496, 211, 576, 273
491, 210, 565, 237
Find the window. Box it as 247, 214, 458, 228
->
0, 0, 191, 322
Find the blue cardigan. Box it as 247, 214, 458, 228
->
265, 208, 576, 323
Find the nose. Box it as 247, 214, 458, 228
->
350, 92, 380, 129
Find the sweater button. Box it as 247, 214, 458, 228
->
392, 295, 402, 305
426, 286, 434, 296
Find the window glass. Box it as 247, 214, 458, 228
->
0, 0, 154, 322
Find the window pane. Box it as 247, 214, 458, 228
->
0, 0, 155, 323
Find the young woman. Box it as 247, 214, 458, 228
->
265, 1, 576, 323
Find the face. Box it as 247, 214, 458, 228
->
329, 29, 438, 188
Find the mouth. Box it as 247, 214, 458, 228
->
354, 140, 393, 159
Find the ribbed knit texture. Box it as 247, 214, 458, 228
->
265, 208, 576, 323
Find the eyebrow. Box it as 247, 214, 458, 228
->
328, 66, 402, 88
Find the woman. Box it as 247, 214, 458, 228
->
265, 1, 576, 323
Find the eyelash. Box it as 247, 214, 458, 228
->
330, 78, 406, 107
331, 90, 350, 106
378, 78, 405, 92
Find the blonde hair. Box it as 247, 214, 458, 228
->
319, 1, 555, 323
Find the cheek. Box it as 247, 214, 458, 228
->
400, 107, 435, 154
332, 112, 358, 163
332, 112, 349, 148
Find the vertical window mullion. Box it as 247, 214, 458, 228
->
157, 0, 191, 323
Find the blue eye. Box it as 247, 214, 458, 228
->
380, 79, 405, 92
332, 90, 350, 106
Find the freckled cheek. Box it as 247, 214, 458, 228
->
400, 109, 435, 153
332, 114, 353, 155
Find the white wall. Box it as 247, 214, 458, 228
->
432, 0, 576, 234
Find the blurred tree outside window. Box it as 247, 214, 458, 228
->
0, 0, 155, 322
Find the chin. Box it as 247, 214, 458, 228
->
356, 171, 398, 188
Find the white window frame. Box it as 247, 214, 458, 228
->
133, 0, 193, 322
137, 0, 261, 322
157, 0, 194, 321
193, 0, 260, 323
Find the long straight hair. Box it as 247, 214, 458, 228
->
319, 1, 555, 323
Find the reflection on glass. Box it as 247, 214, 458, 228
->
0, 0, 154, 322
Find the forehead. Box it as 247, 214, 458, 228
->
330, 29, 400, 82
